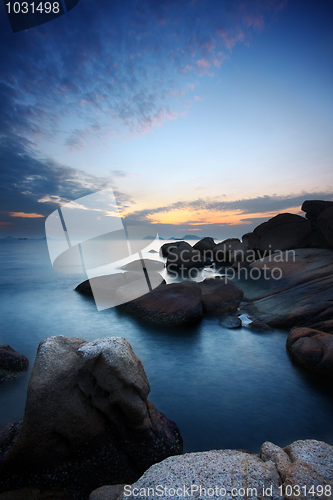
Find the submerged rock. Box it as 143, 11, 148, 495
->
0, 336, 182, 498
218, 315, 242, 329
121, 259, 164, 272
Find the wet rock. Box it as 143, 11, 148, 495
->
118, 281, 203, 326
121, 259, 164, 272
89, 485, 125, 500
218, 315, 242, 329
75, 272, 165, 309
248, 213, 311, 252
198, 278, 243, 314
0, 336, 182, 498
248, 321, 274, 333
0, 346, 29, 372
286, 327, 333, 378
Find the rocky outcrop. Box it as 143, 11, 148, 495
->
118, 278, 245, 326
0, 346, 29, 383
248, 213, 311, 252
301, 200, 333, 249
120, 439, 333, 500
286, 327, 333, 378
0, 336, 182, 499
234, 248, 333, 328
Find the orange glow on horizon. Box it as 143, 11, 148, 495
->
10, 212, 45, 218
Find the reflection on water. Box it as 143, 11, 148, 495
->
0, 239, 333, 453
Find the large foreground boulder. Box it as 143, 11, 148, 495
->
248, 213, 311, 252
120, 439, 333, 500
286, 327, 333, 378
0, 336, 182, 499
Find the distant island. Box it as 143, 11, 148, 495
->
169, 235, 201, 240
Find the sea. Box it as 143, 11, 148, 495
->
0, 237, 333, 454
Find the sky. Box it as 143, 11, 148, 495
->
0, 0, 332, 240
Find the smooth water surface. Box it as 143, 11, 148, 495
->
0, 239, 333, 453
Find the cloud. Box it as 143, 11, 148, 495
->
0, 0, 288, 150
0, 135, 134, 235
123, 191, 333, 224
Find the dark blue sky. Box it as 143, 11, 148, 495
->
1, 0, 332, 238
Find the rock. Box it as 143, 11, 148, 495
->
218, 315, 242, 329
0, 346, 29, 372
160, 241, 184, 258
148, 249, 157, 253
0, 420, 22, 459
227, 241, 257, 265
193, 237, 216, 257
166, 242, 211, 270
248, 213, 311, 252
121, 259, 164, 272
308, 319, 333, 333
0, 336, 182, 498
286, 327, 333, 378
260, 439, 333, 496
122, 449, 283, 500
114, 274, 165, 305
213, 238, 241, 264
118, 281, 203, 326
248, 321, 274, 333
198, 278, 244, 314
235, 249, 333, 328
75, 272, 141, 296
89, 485, 125, 500
317, 206, 333, 246
75, 272, 165, 309
301, 200, 333, 219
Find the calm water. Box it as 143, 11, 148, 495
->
0, 239, 333, 453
